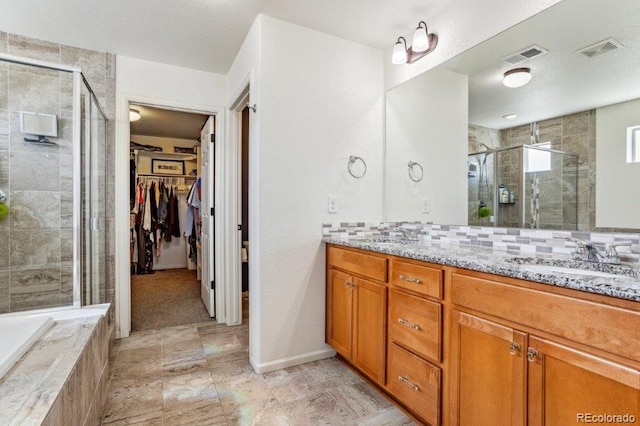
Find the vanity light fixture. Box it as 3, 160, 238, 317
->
503, 68, 532, 88
129, 108, 141, 122
503, 113, 518, 120
392, 21, 438, 65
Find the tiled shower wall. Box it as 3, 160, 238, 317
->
468, 110, 595, 231
0, 32, 115, 315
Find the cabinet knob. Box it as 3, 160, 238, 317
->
398, 375, 420, 391
345, 280, 355, 289
509, 341, 521, 355
527, 348, 539, 362
398, 318, 420, 330
399, 274, 422, 284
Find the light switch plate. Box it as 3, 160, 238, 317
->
421, 198, 430, 213
328, 196, 338, 213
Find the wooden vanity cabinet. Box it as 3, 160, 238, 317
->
527, 337, 639, 425
387, 259, 444, 425
326, 246, 387, 385
449, 271, 640, 426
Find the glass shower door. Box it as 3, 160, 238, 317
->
81, 82, 108, 306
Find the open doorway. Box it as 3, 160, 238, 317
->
241, 105, 250, 320
128, 104, 216, 331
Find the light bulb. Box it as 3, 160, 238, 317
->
129, 108, 141, 122
412, 22, 429, 53
392, 38, 408, 65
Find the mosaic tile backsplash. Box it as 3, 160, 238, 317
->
322, 222, 640, 264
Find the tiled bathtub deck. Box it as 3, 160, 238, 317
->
103, 321, 414, 425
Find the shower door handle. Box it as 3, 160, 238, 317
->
91, 217, 100, 230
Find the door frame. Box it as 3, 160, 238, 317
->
114, 94, 225, 338
225, 75, 252, 327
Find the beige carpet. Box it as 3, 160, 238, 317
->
131, 268, 213, 332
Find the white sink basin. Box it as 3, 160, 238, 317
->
519, 264, 622, 279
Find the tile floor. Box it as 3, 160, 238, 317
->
102, 320, 415, 425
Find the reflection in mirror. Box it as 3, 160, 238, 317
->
385, 0, 640, 230
385, 68, 467, 222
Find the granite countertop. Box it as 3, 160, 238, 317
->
323, 237, 640, 303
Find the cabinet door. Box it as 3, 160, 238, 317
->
450, 311, 527, 426
353, 277, 387, 385
327, 269, 354, 358
528, 336, 640, 426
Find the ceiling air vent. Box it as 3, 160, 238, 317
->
500, 45, 548, 65
576, 38, 624, 58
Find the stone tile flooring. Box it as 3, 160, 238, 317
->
102, 321, 415, 425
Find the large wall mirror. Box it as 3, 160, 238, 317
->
385, 0, 640, 231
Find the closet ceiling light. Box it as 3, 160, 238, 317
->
503, 113, 518, 119
391, 20, 438, 65
503, 68, 532, 88
129, 108, 141, 122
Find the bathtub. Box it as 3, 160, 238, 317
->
0, 303, 110, 380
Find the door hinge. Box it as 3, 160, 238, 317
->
211, 280, 215, 290
237, 224, 242, 231
211, 207, 214, 216
210, 133, 215, 143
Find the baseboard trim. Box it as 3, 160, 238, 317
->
250, 347, 337, 374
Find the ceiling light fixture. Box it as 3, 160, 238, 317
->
129, 108, 141, 122
392, 21, 438, 65
502, 68, 532, 88
503, 113, 518, 120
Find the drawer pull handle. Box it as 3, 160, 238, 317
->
398, 375, 420, 391
509, 341, 521, 355
398, 318, 420, 330
399, 274, 422, 284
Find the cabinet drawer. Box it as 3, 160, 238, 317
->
450, 272, 640, 363
387, 343, 441, 425
388, 290, 441, 362
390, 260, 442, 299
327, 246, 387, 282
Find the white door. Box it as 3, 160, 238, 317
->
200, 117, 215, 316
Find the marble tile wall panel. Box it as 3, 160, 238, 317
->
8, 34, 61, 63
0, 32, 7, 53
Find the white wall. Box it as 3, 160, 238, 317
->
227, 15, 384, 371
596, 99, 640, 229
384, 0, 563, 90
115, 56, 226, 337
117, 56, 227, 106
386, 68, 468, 223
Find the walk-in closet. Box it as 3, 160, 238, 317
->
129, 104, 214, 331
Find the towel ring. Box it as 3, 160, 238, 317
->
408, 161, 424, 182
348, 155, 367, 179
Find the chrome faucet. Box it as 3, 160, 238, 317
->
566, 238, 632, 264
603, 241, 632, 265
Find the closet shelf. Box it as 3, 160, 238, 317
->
134, 150, 197, 161
137, 173, 197, 179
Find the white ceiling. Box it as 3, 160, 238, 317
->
439, 0, 640, 130
0, 0, 455, 75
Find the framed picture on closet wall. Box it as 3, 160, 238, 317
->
151, 159, 185, 175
